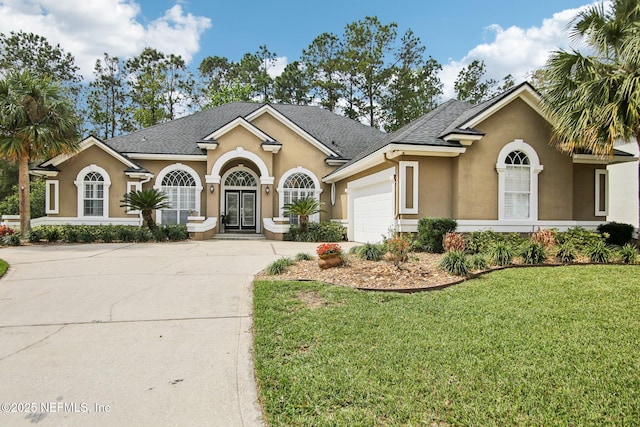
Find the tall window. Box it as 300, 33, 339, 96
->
282, 172, 316, 225
83, 172, 104, 216
504, 150, 531, 219
161, 170, 196, 224
496, 139, 543, 221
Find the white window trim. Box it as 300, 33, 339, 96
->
126, 181, 143, 215
154, 163, 203, 224
45, 180, 59, 214
74, 164, 111, 218
399, 161, 419, 214
496, 139, 543, 221
595, 169, 608, 216
277, 167, 323, 222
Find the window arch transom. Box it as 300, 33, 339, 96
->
225, 170, 257, 187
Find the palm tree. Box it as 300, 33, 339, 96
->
120, 189, 171, 230
282, 196, 325, 231
0, 71, 79, 236
541, 0, 640, 227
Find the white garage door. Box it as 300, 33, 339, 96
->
352, 180, 394, 243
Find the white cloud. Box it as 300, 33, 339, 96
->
439, 3, 597, 99
0, 0, 211, 79
267, 56, 288, 78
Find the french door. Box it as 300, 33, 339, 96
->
225, 190, 256, 231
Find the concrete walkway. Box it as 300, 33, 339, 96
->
0, 240, 332, 426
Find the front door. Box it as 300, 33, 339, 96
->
225, 190, 256, 231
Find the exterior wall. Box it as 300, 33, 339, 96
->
54, 145, 131, 218
399, 155, 454, 220
573, 164, 607, 221
455, 98, 574, 220
252, 113, 336, 221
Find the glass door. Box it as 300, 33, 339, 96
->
225, 190, 256, 231
241, 192, 256, 228
225, 191, 240, 229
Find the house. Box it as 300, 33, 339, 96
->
31, 82, 637, 242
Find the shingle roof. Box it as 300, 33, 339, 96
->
105, 102, 386, 158
327, 99, 473, 174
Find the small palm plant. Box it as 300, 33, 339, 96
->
120, 189, 171, 230
282, 197, 325, 232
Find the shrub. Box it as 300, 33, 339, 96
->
162, 224, 189, 241
0, 179, 46, 219
531, 229, 556, 250
43, 226, 61, 242
265, 257, 294, 275
520, 241, 547, 265
100, 226, 116, 243
386, 234, 412, 262
0, 225, 15, 237
488, 242, 514, 266
618, 243, 638, 265
556, 227, 602, 251
117, 226, 136, 242
294, 252, 313, 261
285, 222, 346, 242
63, 225, 79, 243
443, 232, 465, 252
417, 217, 457, 253
585, 240, 611, 263
26, 227, 44, 243
464, 230, 525, 254
355, 243, 385, 261
597, 222, 635, 246
439, 250, 470, 276
469, 253, 488, 270
77, 226, 97, 243
2, 233, 21, 246
556, 242, 577, 264
134, 228, 153, 242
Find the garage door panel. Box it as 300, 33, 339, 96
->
352, 181, 394, 243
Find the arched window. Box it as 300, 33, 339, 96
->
496, 140, 543, 221
225, 170, 257, 187
161, 170, 196, 224
282, 172, 317, 225
83, 172, 105, 217
504, 151, 531, 218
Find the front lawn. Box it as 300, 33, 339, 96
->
254, 265, 640, 426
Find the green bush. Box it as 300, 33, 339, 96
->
285, 222, 346, 242
294, 252, 313, 261
355, 243, 385, 261
556, 227, 602, 251
162, 224, 189, 241
488, 242, 514, 266
265, 257, 295, 275
417, 217, 457, 253
618, 243, 638, 265
77, 226, 97, 243
556, 242, 577, 264
439, 250, 470, 276
597, 222, 635, 246
469, 254, 488, 270
25, 224, 189, 244
585, 240, 611, 263
43, 225, 62, 242
2, 233, 21, 246
464, 230, 525, 254
520, 241, 547, 265
0, 179, 46, 219
135, 228, 153, 242
63, 225, 79, 243
26, 227, 44, 243
100, 226, 116, 243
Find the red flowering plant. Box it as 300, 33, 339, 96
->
316, 243, 342, 258
0, 225, 15, 237
385, 233, 413, 266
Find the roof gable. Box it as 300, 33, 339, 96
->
41, 135, 141, 170
204, 116, 276, 143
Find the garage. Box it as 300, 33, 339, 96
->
348, 168, 395, 243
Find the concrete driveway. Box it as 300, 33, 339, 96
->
0, 240, 328, 427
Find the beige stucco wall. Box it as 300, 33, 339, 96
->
399, 156, 454, 220
454, 98, 574, 220
54, 145, 132, 218
573, 164, 606, 221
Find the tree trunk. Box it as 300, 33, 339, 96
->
637, 134, 640, 233
18, 154, 31, 238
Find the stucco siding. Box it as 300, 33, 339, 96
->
400, 156, 454, 219
573, 164, 606, 221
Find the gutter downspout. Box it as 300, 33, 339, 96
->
385, 151, 403, 234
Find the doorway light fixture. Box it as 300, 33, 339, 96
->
209, 184, 215, 194
265, 185, 270, 195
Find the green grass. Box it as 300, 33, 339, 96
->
254, 266, 640, 426
0, 259, 7, 277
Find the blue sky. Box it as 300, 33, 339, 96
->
0, 0, 598, 98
